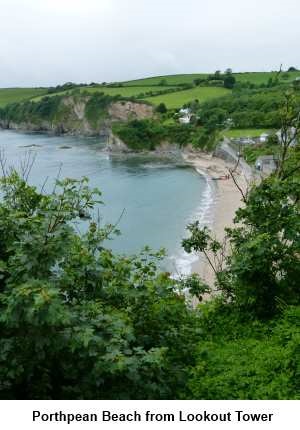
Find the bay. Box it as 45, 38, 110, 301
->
0, 130, 215, 274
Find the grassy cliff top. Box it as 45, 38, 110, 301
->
1, 70, 300, 110
0, 87, 48, 108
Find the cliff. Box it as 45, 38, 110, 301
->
0, 94, 154, 143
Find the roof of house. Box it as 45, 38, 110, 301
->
256, 155, 277, 163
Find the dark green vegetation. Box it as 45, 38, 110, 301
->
181, 146, 300, 399
198, 87, 300, 130
112, 119, 217, 151
187, 304, 299, 399
84, 92, 116, 127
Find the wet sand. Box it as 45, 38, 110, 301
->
182, 151, 249, 287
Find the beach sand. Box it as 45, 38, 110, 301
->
182, 151, 249, 288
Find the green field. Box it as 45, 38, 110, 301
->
143, 86, 230, 109
122, 74, 209, 86
81, 85, 179, 96
31, 85, 180, 102
0, 87, 48, 108
234, 71, 300, 84
223, 128, 274, 138
122, 71, 300, 87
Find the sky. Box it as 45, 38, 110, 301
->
0, 0, 299, 87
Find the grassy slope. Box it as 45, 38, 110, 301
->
83, 85, 178, 96
0, 88, 48, 108
30, 85, 179, 102
234, 71, 300, 84
122, 71, 300, 86
143, 86, 230, 109
223, 128, 274, 138
121, 74, 209, 86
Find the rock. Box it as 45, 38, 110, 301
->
106, 132, 131, 152
108, 101, 153, 121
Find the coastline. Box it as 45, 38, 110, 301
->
182, 150, 248, 287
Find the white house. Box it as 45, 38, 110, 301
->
178, 108, 191, 124
224, 117, 234, 127
259, 133, 269, 143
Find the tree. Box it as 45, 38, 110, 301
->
293, 79, 300, 91
223, 75, 236, 89
288, 66, 298, 72
194, 78, 205, 86
155, 102, 167, 114
159, 79, 167, 86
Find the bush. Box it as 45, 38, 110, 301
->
187, 305, 299, 399
85, 92, 117, 126
155, 103, 167, 114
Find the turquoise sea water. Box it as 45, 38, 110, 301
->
0, 130, 215, 274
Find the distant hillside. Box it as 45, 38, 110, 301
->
121, 71, 300, 86
1, 69, 300, 154
0, 87, 48, 108
1, 70, 299, 110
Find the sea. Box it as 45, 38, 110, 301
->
0, 130, 216, 276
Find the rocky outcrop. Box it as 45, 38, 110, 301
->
0, 97, 154, 139
108, 101, 153, 121
106, 132, 131, 152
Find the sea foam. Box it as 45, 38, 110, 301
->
169, 169, 217, 277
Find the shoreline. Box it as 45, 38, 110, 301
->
182, 150, 248, 287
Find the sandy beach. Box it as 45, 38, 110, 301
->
182, 151, 249, 287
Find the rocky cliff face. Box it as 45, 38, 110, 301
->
108, 101, 153, 121
0, 96, 154, 139
107, 131, 132, 152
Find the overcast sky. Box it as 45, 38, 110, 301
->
0, 0, 299, 87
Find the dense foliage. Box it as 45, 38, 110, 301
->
186, 302, 299, 399
181, 142, 300, 399
84, 92, 119, 126
0, 95, 64, 124
198, 88, 300, 129
0, 172, 199, 399
112, 119, 218, 151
